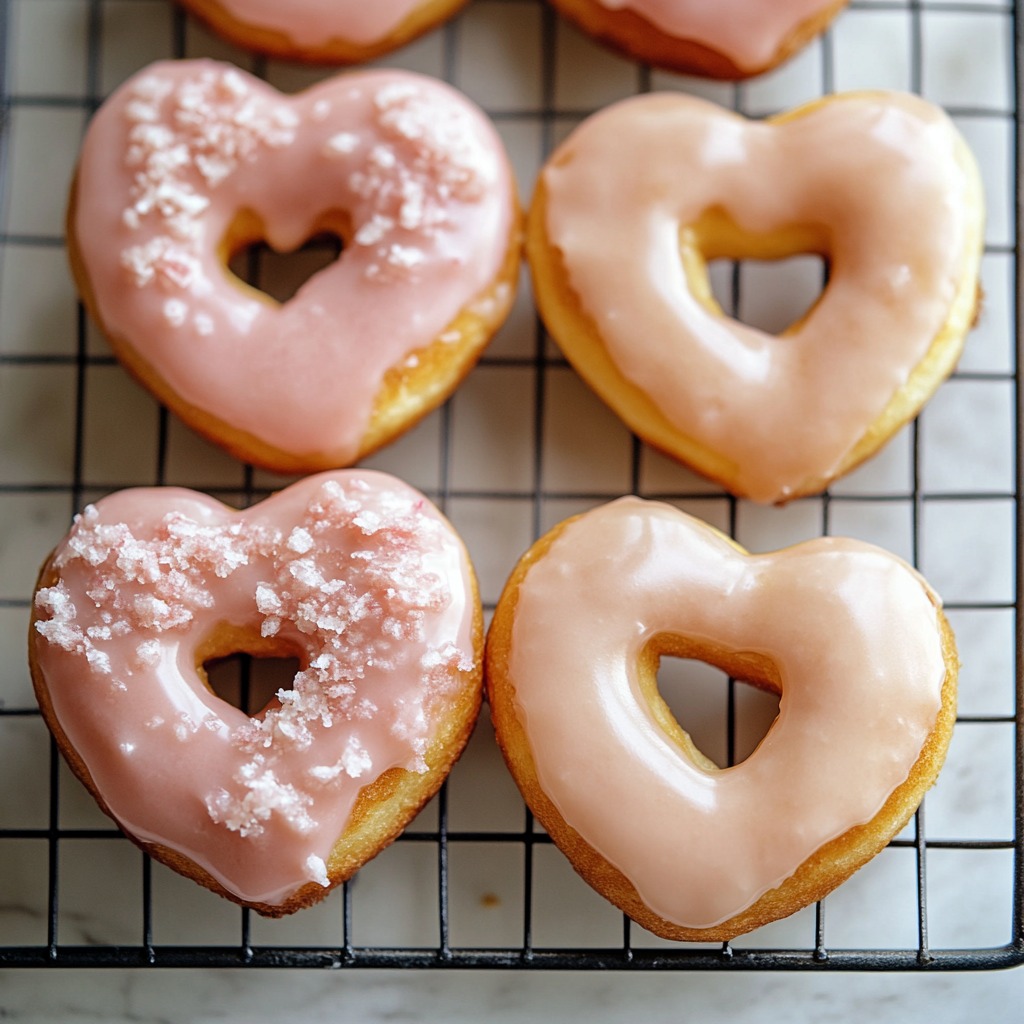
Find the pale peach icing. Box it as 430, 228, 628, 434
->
595, 0, 839, 70
203, 0, 438, 47
73, 61, 515, 465
541, 92, 982, 503
508, 498, 946, 929
32, 471, 477, 906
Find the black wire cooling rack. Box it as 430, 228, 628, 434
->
0, 0, 1022, 971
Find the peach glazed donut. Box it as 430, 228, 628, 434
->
30, 470, 483, 915
527, 91, 984, 504
547, 0, 849, 78
176, 0, 469, 64
68, 60, 519, 474
486, 498, 958, 941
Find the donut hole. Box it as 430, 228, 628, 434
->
203, 650, 304, 718
221, 208, 350, 305
707, 254, 827, 336
682, 213, 830, 336
647, 647, 781, 769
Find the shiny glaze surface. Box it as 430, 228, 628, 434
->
507, 498, 945, 928
540, 91, 981, 503
73, 61, 514, 464
32, 471, 478, 906
595, 0, 839, 68
206, 0, 435, 46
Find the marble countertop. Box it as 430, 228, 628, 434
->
1, 0, 1021, 1018
1, 964, 1022, 1022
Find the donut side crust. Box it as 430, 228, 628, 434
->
67, 175, 522, 475
484, 515, 959, 942
177, 0, 471, 64
546, 0, 850, 79
29, 537, 485, 918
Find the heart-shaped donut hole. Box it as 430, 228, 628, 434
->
222, 209, 349, 306
650, 648, 782, 771
202, 642, 305, 719
684, 211, 828, 337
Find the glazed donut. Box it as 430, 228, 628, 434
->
486, 498, 957, 941
548, 0, 849, 78
68, 60, 519, 474
176, 0, 468, 64
528, 90, 984, 504
29, 471, 482, 915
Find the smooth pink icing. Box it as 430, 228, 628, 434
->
595, 0, 840, 70
507, 498, 946, 929
540, 91, 981, 503
73, 61, 515, 465
32, 471, 478, 906
202, 0, 443, 48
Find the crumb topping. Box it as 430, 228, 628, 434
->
34, 479, 472, 841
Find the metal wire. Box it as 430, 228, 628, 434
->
0, 0, 1021, 970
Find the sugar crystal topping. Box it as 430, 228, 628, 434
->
34, 507, 252, 670
119, 69, 297, 297
34, 480, 473, 842
339, 81, 498, 283
115, 67, 499, 310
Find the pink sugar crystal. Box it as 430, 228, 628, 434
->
206, 755, 315, 839
120, 67, 297, 286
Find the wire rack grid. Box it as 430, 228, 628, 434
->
0, 0, 1021, 971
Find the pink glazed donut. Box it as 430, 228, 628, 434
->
547, 0, 850, 78
528, 90, 983, 503
177, 0, 470, 63
68, 61, 519, 474
486, 498, 958, 941
30, 470, 483, 915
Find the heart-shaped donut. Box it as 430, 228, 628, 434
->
548, 0, 849, 78
69, 60, 519, 473
486, 498, 957, 941
30, 471, 482, 915
528, 91, 984, 503
177, 0, 470, 63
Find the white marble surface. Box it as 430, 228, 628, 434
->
0, 966, 1021, 1023
1, 0, 1022, 1017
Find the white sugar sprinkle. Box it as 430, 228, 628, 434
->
286, 527, 314, 554
325, 131, 359, 155
135, 639, 162, 667
163, 298, 188, 327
